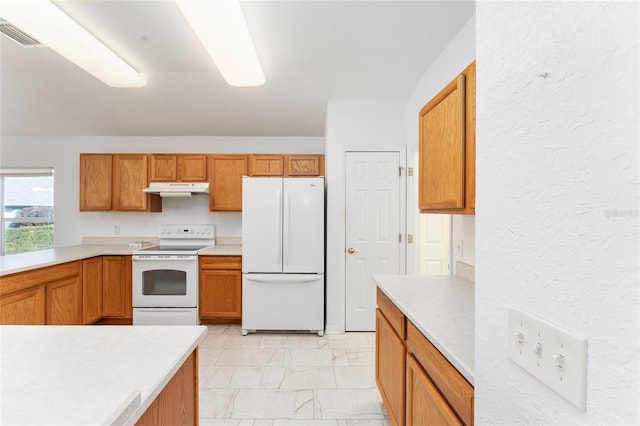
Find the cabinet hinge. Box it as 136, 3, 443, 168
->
408, 167, 414, 177
407, 234, 414, 243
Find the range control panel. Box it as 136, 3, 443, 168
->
159, 224, 215, 239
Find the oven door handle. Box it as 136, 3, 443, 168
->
132, 256, 197, 261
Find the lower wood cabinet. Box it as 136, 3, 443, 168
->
82, 257, 103, 324
0, 261, 82, 326
102, 255, 132, 319
46, 276, 82, 325
376, 308, 406, 426
376, 288, 474, 426
136, 349, 198, 425
0, 255, 132, 326
199, 256, 242, 321
0, 286, 45, 325
407, 353, 462, 426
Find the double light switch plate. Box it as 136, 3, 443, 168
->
507, 307, 588, 410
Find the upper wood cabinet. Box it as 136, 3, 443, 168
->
80, 154, 112, 211
419, 61, 475, 214
113, 154, 160, 211
286, 155, 324, 176
80, 154, 161, 212
150, 154, 208, 182
209, 155, 248, 211
249, 154, 285, 176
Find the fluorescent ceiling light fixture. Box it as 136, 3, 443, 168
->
175, 0, 265, 87
0, 0, 146, 88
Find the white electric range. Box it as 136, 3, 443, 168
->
132, 224, 215, 325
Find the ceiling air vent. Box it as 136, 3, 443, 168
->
0, 19, 43, 47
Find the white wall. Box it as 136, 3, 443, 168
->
0, 136, 323, 247
324, 101, 406, 333
405, 15, 476, 274
476, 2, 639, 424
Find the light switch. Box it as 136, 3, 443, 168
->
507, 307, 588, 410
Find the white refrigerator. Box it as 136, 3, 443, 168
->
242, 177, 325, 336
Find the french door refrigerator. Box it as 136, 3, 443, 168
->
242, 176, 325, 336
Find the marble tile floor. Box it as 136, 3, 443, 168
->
199, 325, 391, 426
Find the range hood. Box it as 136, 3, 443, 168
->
143, 182, 209, 197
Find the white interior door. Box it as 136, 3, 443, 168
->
419, 214, 451, 275
345, 151, 401, 331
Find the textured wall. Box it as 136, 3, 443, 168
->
476, 1, 639, 424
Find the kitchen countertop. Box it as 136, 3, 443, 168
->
373, 274, 474, 384
0, 244, 242, 276
0, 325, 207, 425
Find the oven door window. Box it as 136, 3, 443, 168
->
142, 269, 187, 296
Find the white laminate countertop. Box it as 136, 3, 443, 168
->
0, 244, 243, 276
373, 274, 474, 385
0, 325, 207, 425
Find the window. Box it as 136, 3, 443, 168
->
1, 168, 54, 256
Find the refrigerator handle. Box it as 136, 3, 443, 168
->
284, 188, 290, 266
276, 189, 282, 267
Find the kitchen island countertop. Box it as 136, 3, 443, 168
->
0, 325, 207, 425
373, 274, 474, 384
0, 244, 242, 276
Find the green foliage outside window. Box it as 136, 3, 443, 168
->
5, 224, 54, 255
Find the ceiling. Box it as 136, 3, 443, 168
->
0, 0, 475, 137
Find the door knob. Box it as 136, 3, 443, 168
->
347, 248, 359, 254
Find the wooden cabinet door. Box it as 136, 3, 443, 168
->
200, 270, 242, 319
376, 309, 406, 426
102, 256, 130, 318
136, 350, 197, 425
80, 154, 112, 211
178, 154, 208, 181
249, 155, 285, 176
419, 73, 465, 211
209, 155, 248, 211
46, 276, 82, 325
0, 287, 45, 325
463, 61, 476, 213
82, 257, 103, 324
113, 154, 157, 211
150, 154, 178, 181
286, 155, 323, 176
406, 353, 462, 426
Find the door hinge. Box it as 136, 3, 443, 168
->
399, 234, 402, 243
399, 167, 403, 176
407, 234, 414, 243
408, 167, 414, 177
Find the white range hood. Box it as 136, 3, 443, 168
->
143, 182, 209, 197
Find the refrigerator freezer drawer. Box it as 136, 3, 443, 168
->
242, 274, 324, 334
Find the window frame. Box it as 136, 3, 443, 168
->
0, 167, 55, 256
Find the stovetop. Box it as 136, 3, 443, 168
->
136, 244, 210, 253
134, 225, 215, 256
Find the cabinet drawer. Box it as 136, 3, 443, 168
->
1, 261, 81, 296
406, 321, 473, 426
376, 288, 406, 339
199, 256, 242, 270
